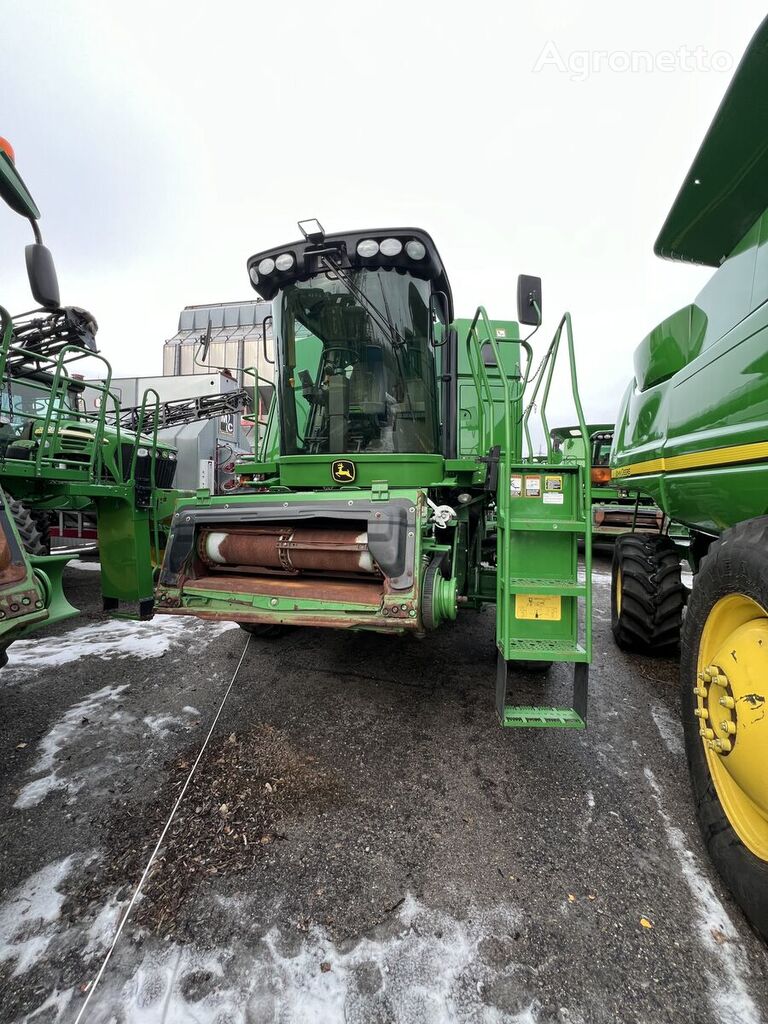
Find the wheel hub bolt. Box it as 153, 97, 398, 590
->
714, 738, 733, 754
693, 686, 708, 697
719, 695, 735, 709
719, 720, 736, 736
700, 728, 715, 740
694, 708, 709, 719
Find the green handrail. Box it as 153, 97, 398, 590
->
33, 344, 113, 479
536, 314, 590, 519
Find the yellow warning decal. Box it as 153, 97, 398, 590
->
515, 594, 562, 621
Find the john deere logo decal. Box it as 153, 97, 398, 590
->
332, 459, 356, 483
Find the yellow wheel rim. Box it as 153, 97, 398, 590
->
695, 593, 768, 861
616, 567, 622, 615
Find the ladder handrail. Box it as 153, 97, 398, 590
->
33, 344, 113, 480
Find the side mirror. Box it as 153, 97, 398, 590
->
517, 274, 542, 326
25, 243, 60, 309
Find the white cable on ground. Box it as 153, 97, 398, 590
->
72, 632, 252, 1024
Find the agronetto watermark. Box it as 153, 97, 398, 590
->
533, 42, 733, 82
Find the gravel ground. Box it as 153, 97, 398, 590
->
0, 555, 766, 1024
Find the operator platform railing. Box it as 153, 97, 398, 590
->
0, 305, 166, 494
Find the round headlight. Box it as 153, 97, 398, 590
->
405, 239, 426, 260
357, 239, 379, 258
275, 252, 295, 271
380, 238, 403, 257
249, 266, 259, 284
137, 447, 149, 458
169, 452, 177, 461
258, 257, 276, 275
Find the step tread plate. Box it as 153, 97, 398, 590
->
502, 705, 585, 729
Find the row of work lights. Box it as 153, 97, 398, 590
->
251, 236, 427, 283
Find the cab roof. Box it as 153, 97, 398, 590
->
246, 227, 453, 321
654, 17, 768, 267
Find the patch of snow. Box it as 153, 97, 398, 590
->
83, 896, 545, 1024
70, 560, 102, 572
643, 767, 762, 1024
23, 987, 74, 1021
181, 705, 200, 716
15, 683, 129, 808
85, 899, 124, 958
650, 704, 685, 756
142, 713, 182, 737
4, 616, 238, 676
0, 857, 74, 976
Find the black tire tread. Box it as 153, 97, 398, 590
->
6, 495, 47, 556
611, 533, 684, 652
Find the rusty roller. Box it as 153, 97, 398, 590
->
197, 526, 380, 576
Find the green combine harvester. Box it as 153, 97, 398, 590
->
551, 424, 667, 540
610, 17, 768, 939
157, 221, 593, 728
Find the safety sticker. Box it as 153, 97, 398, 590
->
510, 475, 523, 498
515, 594, 562, 621
543, 492, 564, 505
545, 475, 563, 492
495, 328, 507, 339
524, 475, 541, 498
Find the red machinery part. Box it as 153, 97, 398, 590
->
197, 526, 380, 576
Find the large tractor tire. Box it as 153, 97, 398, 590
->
611, 533, 685, 653
7, 496, 47, 556
681, 518, 768, 941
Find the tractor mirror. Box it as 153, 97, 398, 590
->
517, 274, 542, 326
25, 243, 60, 309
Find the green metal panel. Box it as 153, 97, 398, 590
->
0, 151, 40, 220
95, 498, 155, 605
612, 206, 768, 534
655, 16, 768, 267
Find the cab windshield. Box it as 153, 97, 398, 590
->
273, 268, 440, 455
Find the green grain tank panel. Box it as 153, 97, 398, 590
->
611, 19, 768, 536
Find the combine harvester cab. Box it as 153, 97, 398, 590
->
610, 17, 768, 939
157, 222, 593, 728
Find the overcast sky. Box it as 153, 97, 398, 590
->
2, 1, 764, 428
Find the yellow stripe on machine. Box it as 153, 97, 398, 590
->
612, 440, 768, 480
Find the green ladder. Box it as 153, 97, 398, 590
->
465, 309, 592, 730
495, 459, 591, 729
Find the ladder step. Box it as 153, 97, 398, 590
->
503, 518, 586, 533
504, 640, 588, 660
502, 706, 585, 729
503, 577, 586, 596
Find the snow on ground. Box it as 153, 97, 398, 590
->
3, 616, 238, 675
14, 684, 130, 809
643, 767, 763, 1024
0, 857, 74, 977
69, 560, 102, 572
649, 703, 685, 757
71, 895, 540, 1024
142, 706, 200, 737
